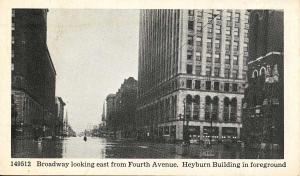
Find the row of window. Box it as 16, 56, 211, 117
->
188, 36, 248, 51
186, 64, 243, 78
187, 52, 246, 65
185, 79, 239, 92
188, 10, 247, 23
189, 20, 248, 37
184, 94, 239, 122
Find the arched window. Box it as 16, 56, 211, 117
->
252, 70, 258, 78
212, 96, 219, 121
230, 98, 237, 122
205, 96, 212, 121
193, 95, 200, 120
260, 67, 266, 76
223, 97, 230, 122
186, 95, 193, 120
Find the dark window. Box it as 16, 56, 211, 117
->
232, 70, 238, 79
214, 67, 220, 77
225, 55, 230, 64
206, 55, 212, 63
215, 54, 220, 63
188, 36, 193, 45
196, 65, 201, 76
224, 83, 230, 92
186, 79, 192, 89
243, 57, 248, 66
206, 81, 211, 90
215, 25, 221, 34
188, 10, 194, 16
235, 13, 240, 22
223, 98, 230, 121
195, 80, 201, 89
214, 82, 219, 91
206, 66, 211, 76
188, 21, 194, 30
187, 54, 193, 60
233, 56, 238, 65
232, 84, 238, 92
205, 96, 212, 121
225, 69, 230, 78
186, 64, 193, 74
242, 72, 247, 80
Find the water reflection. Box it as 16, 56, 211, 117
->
11, 137, 279, 158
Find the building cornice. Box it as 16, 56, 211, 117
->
248, 51, 283, 65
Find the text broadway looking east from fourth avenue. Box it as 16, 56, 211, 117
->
36, 161, 286, 169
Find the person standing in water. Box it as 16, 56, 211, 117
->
83, 130, 87, 142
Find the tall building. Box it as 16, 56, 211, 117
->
137, 10, 250, 142
11, 9, 56, 139
243, 10, 283, 157
114, 77, 137, 138
105, 77, 138, 138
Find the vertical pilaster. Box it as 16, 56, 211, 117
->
238, 11, 246, 79
218, 95, 224, 122
179, 10, 188, 74
201, 10, 208, 76
199, 96, 205, 121
230, 10, 235, 78
200, 125, 203, 141
237, 127, 240, 139
211, 10, 217, 76
220, 10, 226, 77
236, 97, 242, 123
218, 126, 222, 140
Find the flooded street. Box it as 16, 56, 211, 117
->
12, 137, 279, 159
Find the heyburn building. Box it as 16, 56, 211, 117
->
135, 9, 250, 142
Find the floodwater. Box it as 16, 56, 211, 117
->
11, 137, 280, 158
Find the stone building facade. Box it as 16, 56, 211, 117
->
11, 9, 56, 139
243, 10, 283, 157
105, 77, 138, 138
137, 10, 250, 142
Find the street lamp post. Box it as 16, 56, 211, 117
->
179, 98, 189, 144
209, 102, 213, 145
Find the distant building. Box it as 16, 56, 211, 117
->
62, 110, 76, 137
105, 94, 116, 132
243, 10, 283, 157
98, 101, 107, 136
114, 77, 138, 138
101, 101, 106, 127
55, 97, 66, 137
137, 10, 250, 142
105, 77, 138, 138
11, 9, 56, 139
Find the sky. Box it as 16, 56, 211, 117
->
47, 9, 139, 133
